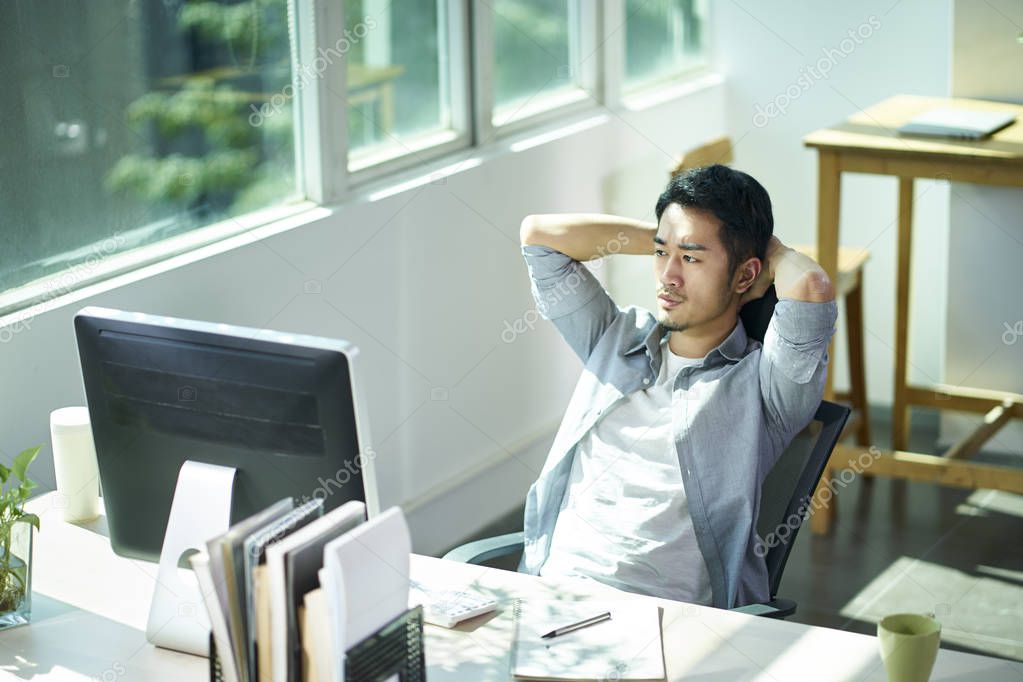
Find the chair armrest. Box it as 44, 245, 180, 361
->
442, 532, 525, 565
730, 597, 796, 619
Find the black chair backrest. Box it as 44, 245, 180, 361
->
739, 283, 779, 343
757, 400, 850, 598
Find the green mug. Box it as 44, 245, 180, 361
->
877, 613, 942, 682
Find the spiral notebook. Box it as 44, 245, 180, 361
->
510, 599, 665, 681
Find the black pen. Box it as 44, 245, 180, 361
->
541, 611, 612, 639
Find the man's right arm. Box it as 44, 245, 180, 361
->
519, 214, 655, 364
519, 214, 656, 259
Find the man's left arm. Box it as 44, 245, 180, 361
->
753, 237, 839, 444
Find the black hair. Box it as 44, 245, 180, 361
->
655, 164, 773, 276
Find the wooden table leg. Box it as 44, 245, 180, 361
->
892, 177, 915, 452
816, 151, 841, 402
810, 467, 836, 535
846, 269, 872, 447
811, 150, 842, 535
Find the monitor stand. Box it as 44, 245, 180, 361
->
146, 460, 236, 656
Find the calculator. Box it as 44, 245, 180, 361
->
409, 582, 499, 628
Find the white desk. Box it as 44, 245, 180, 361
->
4, 492, 1021, 681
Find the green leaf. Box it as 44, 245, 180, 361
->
0, 463, 8, 485
18, 514, 40, 532
11, 445, 41, 484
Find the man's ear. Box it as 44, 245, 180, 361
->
734, 257, 761, 294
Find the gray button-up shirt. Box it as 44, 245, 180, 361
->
518, 243, 838, 609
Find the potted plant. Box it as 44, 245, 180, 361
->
0, 445, 41, 629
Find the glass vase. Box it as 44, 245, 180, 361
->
0, 520, 33, 630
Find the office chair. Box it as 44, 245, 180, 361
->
444, 286, 851, 619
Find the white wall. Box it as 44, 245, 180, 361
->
0, 83, 726, 556
942, 0, 1023, 451
712, 0, 953, 408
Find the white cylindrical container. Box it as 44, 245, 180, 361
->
50, 406, 101, 522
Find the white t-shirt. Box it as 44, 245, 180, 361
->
540, 333, 714, 604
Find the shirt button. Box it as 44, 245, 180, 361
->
643, 378, 650, 384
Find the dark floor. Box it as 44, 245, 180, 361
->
439, 407, 1023, 662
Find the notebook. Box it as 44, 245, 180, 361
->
510, 600, 665, 681
897, 107, 1016, 140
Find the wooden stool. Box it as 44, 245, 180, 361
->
671, 137, 872, 534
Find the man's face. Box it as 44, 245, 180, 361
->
653, 204, 738, 333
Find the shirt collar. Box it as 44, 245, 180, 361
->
624, 317, 749, 364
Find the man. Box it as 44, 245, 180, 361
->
518, 164, 837, 609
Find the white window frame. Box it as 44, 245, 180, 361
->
291, 0, 348, 203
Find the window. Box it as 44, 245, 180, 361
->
345, 0, 469, 174
1, 0, 713, 309
0, 0, 299, 299
489, 0, 597, 129
624, 0, 709, 91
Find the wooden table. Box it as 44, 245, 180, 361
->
803, 95, 1023, 534
7, 492, 1023, 681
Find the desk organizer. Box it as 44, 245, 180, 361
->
209, 604, 426, 682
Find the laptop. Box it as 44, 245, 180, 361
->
898, 107, 1016, 140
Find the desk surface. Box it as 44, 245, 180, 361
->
803, 94, 1023, 162
4, 493, 1021, 681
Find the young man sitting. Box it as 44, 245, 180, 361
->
518, 164, 837, 609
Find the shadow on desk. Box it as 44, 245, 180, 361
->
29, 593, 80, 623
0, 593, 207, 682
0, 594, 163, 680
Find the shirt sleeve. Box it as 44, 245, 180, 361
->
521, 244, 620, 364
758, 298, 838, 441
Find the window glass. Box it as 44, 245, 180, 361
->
0, 0, 298, 295
624, 0, 709, 89
492, 0, 580, 125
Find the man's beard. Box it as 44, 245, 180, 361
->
659, 318, 690, 333
657, 284, 734, 334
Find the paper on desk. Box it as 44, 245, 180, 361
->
511, 600, 664, 681
322, 506, 411, 682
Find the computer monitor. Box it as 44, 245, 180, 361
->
73, 306, 380, 563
